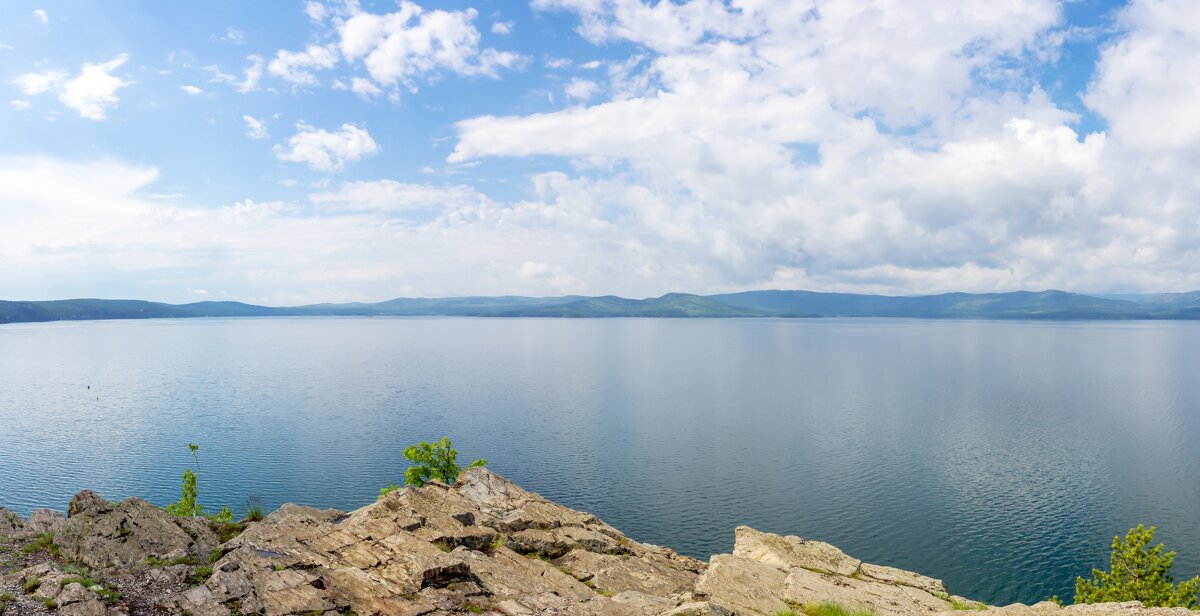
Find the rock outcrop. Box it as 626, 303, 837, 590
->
176, 468, 705, 616
1, 470, 1197, 616
55, 493, 219, 569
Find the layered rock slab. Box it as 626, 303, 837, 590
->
177, 468, 705, 616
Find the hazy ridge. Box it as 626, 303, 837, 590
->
4, 289, 1200, 324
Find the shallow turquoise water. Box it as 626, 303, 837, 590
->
1, 317, 1197, 604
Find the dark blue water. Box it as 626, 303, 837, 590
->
1, 317, 1198, 604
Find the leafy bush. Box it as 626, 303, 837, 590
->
164, 468, 201, 517
379, 437, 485, 497
1075, 524, 1199, 608
164, 443, 234, 521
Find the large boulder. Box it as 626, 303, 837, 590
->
55, 492, 219, 568
26, 508, 67, 534
698, 526, 959, 616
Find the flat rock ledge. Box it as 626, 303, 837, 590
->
0, 470, 1191, 616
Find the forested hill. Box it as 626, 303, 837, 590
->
3, 289, 1200, 324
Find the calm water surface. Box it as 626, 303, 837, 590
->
1, 317, 1198, 604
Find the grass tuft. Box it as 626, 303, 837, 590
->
950, 598, 987, 611
21, 533, 57, 555
797, 601, 877, 616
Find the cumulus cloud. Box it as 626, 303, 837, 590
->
8, 0, 1200, 299
274, 122, 379, 171
268, 44, 338, 85
14, 54, 130, 120
180, 84, 204, 95
243, 115, 269, 139
336, 1, 524, 89
10, 100, 31, 111
33, 9, 48, 24
433, 0, 1200, 295
492, 21, 513, 35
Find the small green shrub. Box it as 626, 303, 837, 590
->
1075, 524, 1199, 608
164, 443, 234, 522
23, 576, 41, 593
41, 597, 57, 609
379, 437, 485, 498
164, 468, 202, 517
0, 592, 15, 603
94, 587, 121, 604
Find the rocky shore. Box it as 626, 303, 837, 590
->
0, 468, 1190, 616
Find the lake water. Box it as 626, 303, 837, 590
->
1, 317, 1198, 604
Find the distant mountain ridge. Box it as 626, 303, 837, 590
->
3, 289, 1200, 324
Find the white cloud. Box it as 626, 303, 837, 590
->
492, 21, 513, 35
1085, 0, 1200, 153
0, 156, 609, 302
33, 9, 48, 24
310, 180, 489, 211
180, 84, 204, 96
243, 115, 269, 140
274, 122, 379, 171
564, 78, 600, 102
350, 76, 382, 98
13, 70, 66, 95
545, 57, 572, 69
10, 100, 31, 111
336, 2, 524, 88
60, 55, 131, 120
9, 1, 1200, 299
268, 44, 338, 85
425, 0, 1200, 295
305, 1, 329, 22
205, 55, 264, 92
218, 27, 246, 44
15, 55, 131, 120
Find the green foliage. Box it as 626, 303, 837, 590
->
403, 437, 484, 488
164, 468, 202, 517
164, 443, 235, 522
1075, 524, 1200, 608
187, 565, 214, 586
0, 592, 15, 603
799, 602, 877, 616
21, 532, 57, 556
23, 577, 41, 593
949, 598, 987, 611
244, 496, 264, 522
378, 437, 485, 498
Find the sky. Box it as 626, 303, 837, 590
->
2, 0, 1198, 305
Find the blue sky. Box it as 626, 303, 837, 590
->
3, 0, 1198, 304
